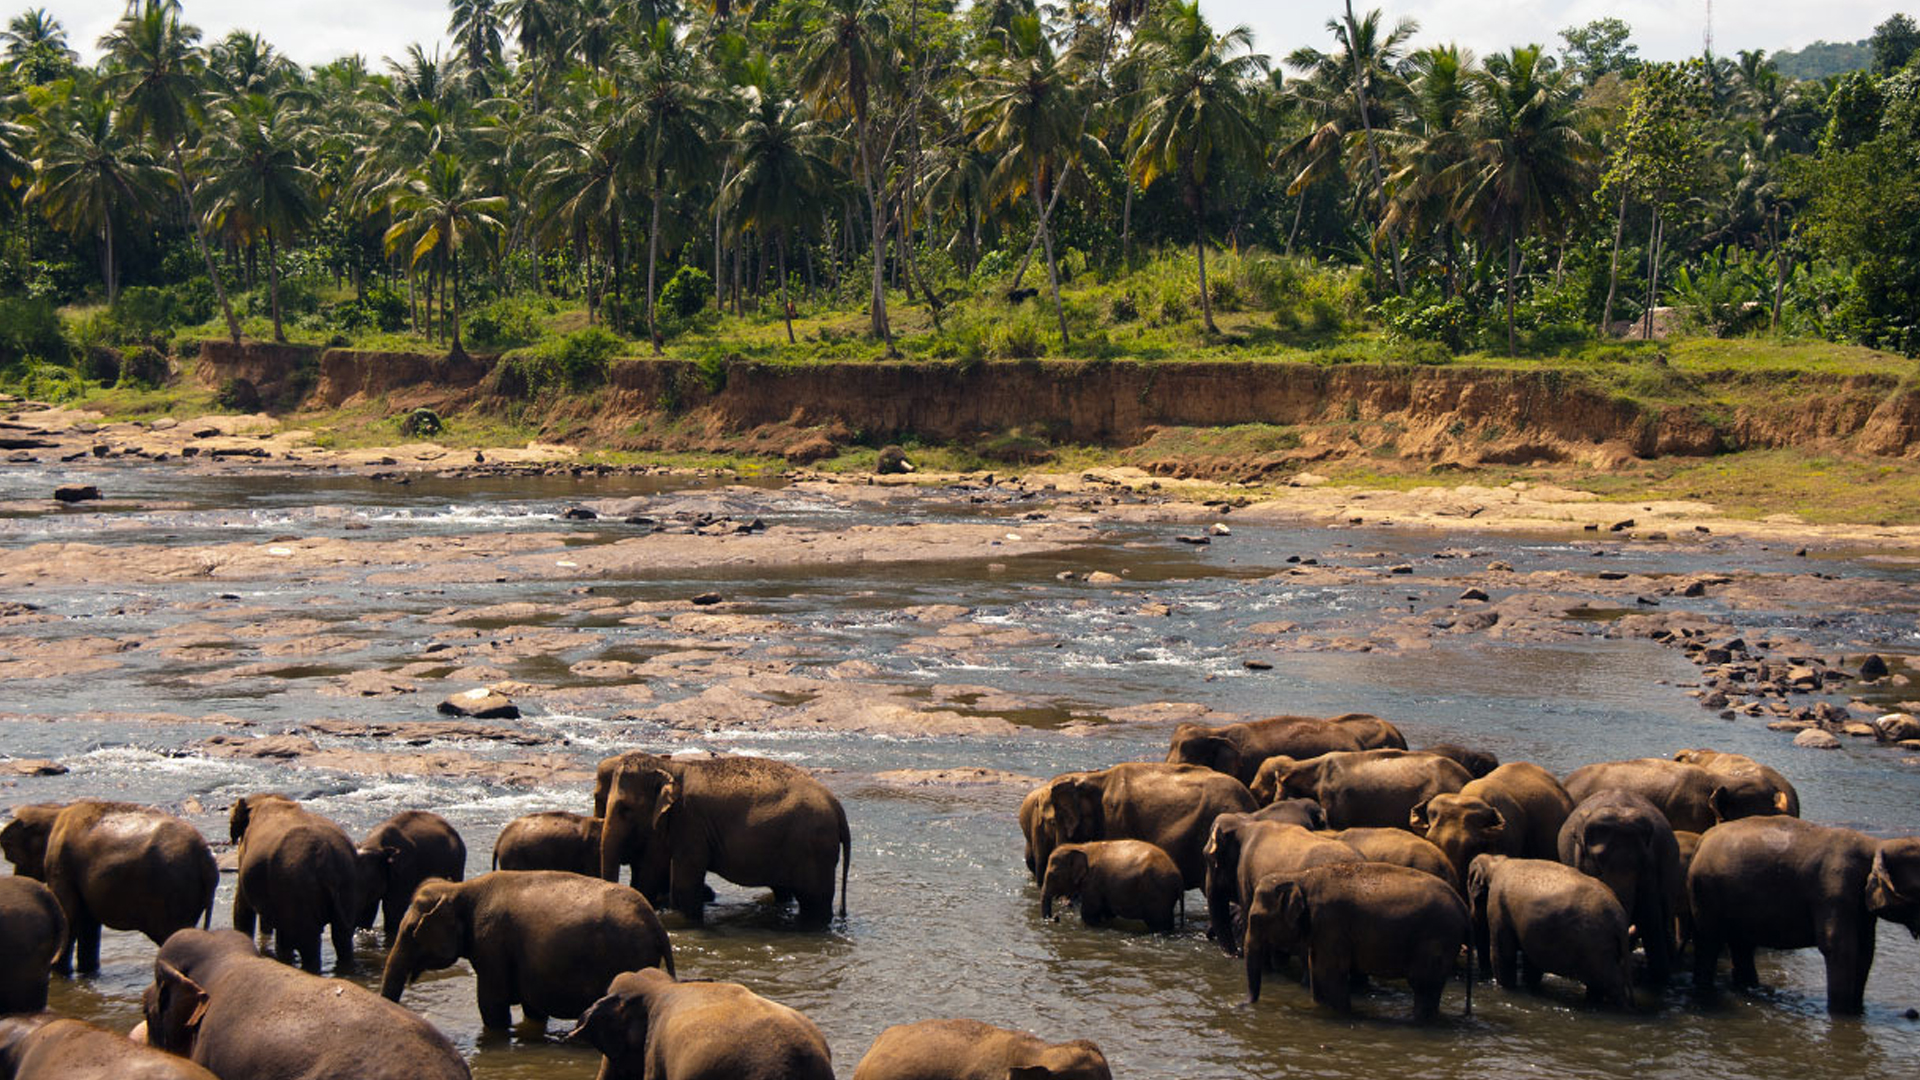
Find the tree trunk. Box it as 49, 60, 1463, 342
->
714, 160, 730, 309
1285, 190, 1306, 257
1346, 0, 1405, 297
1121, 181, 1133, 265
267, 231, 285, 343
1642, 207, 1663, 340
778, 231, 794, 344
170, 145, 242, 342
103, 217, 117, 307
855, 116, 891, 347
449, 243, 465, 356
1194, 183, 1216, 334
1033, 160, 1068, 345
1771, 208, 1787, 332
1600, 188, 1627, 337
646, 185, 663, 354
1505, 226, 1518, 357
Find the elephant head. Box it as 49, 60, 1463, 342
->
1202, 814, 1252, 949
1009, 1041, 1113, 1080
568, 967, 673, 1069
1412, 793, 1508, 885
1250, 798, 1326, 830
352, 845, 399, 930
1048, 778, 1105, 846
1022, 773, 1089, 884
1249, 756, 1321, 806
1568, 810, 1654, 913
1242, 873, 1309, 1004
227, 793, 295, 844
142, 959, 209, 1057
0, 804, 60, 878
379, 880, 465, 1002
599, 762, 676, 885
1040, 846, 1091, 920
1707, 783, 1793, 823
1166, 725, 1241, 778
1867, 837, 1920, 936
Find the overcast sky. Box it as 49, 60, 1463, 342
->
29, 1, 1917, 69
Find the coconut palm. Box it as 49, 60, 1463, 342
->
199, 94, 321, 342
2, 7, 75, 83
530, 81, 632, 326
1127, 0, 1268, 333
723, 87, 838, 342
384, 151, 507, 355
98, 0, 243, 342
25, 95, 169, 304
1385, 44, 1474, 293
449, 0, 505, 96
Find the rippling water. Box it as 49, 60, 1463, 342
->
6, 460, 1920, 1077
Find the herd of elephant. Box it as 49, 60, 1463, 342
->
1, 713, 1918, 1079
1024, 712, 1920, 1020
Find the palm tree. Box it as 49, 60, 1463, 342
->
449, 0, 505, 96
968, 14, 1095, 344
1385, 44, 1474, 294
25, 95, 170, 304
724, 87, 838, 343
2, 7, 74, 82
1453, 45, 1592, 354
200, 94, 320, 342
530, 83, 629, 325
1127, 0, 1268, 333
794, 0, 896, 345
97, 0, 244, 342
384, 152, 507, 355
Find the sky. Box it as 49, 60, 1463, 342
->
27, 0, 1918, 70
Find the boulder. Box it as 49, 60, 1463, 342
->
691, 592, 724, 606
1876, 713, 1920, 743
53, 485, 101, 503
438, 688, 521, 720
1085, 571, 1123, 585
0, 758, 66, 777
1792, 729, 1841, 750
560, 506, 598, 520
1859, 654, 1890, 679
1460, 587, 1490, 602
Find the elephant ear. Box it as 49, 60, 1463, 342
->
1186, 733, 1237, 776
228, 798, 252, 844
1773, 790, 1792, 814
1708, 786, 1735, 824
149, 960, 209, 1054
1409, 796, 1436, 834
569, 991, 644, 1060
651, 775, 680, 834
1051, 780, 1101, 842
1465, 855, 1495, 912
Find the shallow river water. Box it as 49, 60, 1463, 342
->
4, 460, 1920, 1079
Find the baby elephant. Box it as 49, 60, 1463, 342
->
1041, 841, 1183, 932
1467, 854, 1632, 1007
0, 1014, 220, 1080
0, 878, 64, 1013
570, 967, 833, 1080
853, 1019, 1111, 1080
493, 810, 602, 875
355, 810, 467, 939
1244, 862, 1471, 1020
381, 870, 675, 1029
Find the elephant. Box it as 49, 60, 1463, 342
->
1412, 762, 1575, 883
1332, 827, 1458, 888
228, 794, 363, 972
1674, 830, 1703, 949
1689, 817, 1920, 1014
0, 878, 63, 1013
1557, 789, 1683, 984
1020, 772, 1089, 885
1466, 854, 1632, 1007
380, 870, 675, 1029
1040, 841, 1183, 932
1246, 798, 1326, 830
1040, 762, 1256, 890
143, 928, 470, 1080
852, 1019, 1111, 1080
595, 751, 850, 927
569, 967, 833, 1080
1563, 756, 1790, 834
494, 810, 602, 875
1166, 716, 1363, 786
1203, 815, 1359, 954
1, 800, 216, 974
1252, 750, 1471, 829
1671, 749, 1801, 818
354, 810, 466, 939
0, 1014, 220, 1080
1422, 743, 1501, 780
1243, 862, 1472, 1019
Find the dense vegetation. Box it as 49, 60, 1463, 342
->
6, 1, 1920, 403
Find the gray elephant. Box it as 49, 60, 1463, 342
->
2, 800, 216, 974
493, 810, 601, 875
595, 751, 849, 927
0, 1014, 220, 1080
1252, 750, 1471, 829
1671, 748, 1801, 817
1203, 814, 1359, 954
1040, 840, 1183, 932
228, 794, 361, 972
1332, 827, 1457, 888
1557, 788, 1682, 984
0, 878, 63, 1013
852, 1019, 1111, 1080
569, 967, 833, 1080
144, 929, 470, 1080
355, 810, 466, 939
1243, 862, 1471, 1019
1166, 713, 1404, 786
1564, 756, 1790, 834
380, 870, 674, 1029
1038, 762, 1256, 890
1412, 762, 1575, 883
1466, 854, 1632, 1007
1689, 817, 1920, 1014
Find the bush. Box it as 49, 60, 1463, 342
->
327, 284, 408, 333
992, 320, 1046, 359
400, 407, 443, 437
1108, 293, 1139, 322
1381, 293, 1470, 351
215, 377, 260, 411
0, 297, 68, 370
464, 297, 546, 350
659, 266, 712, 321
119, 346, 170, 388
493, 326, 624, 397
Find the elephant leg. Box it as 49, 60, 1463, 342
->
476, 970, 514, 1030
1411, 975, 1444, 1021
1729, 940, 1760, 989
233, 891, 257, 937
1520, 953, 1545, 990
1819, 922, 1874, 1015
796, 888, 834, 929
331, 919, 356, 972
298, 930, 324, 974
1691, 920, 1722, 996
668, 859, 711, 925
1492, 924, 1520, 990
1308, 953, 1352, 1012
771, 886, 796, 905
1638, 894, 1672, 985
73, 917, 102, 976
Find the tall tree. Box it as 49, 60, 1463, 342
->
723, 86, 838, 343
200, 93, 320, 342
384, 151, 506, 355
25, 93, 169, 304
623, 17, 723, 352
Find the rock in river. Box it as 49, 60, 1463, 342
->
1793, 729, 1841, 750
438, 687, 521, 719
53, 485, 101, 503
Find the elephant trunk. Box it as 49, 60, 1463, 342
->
1244, 939, 1263, 1004
378, 941, 413, 1002
1041, 887, 1055, 920
599, 811, 628, 884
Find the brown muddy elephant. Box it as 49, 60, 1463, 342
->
1671, 748, 1801, 818
144, 929, 470, 1080
228, 794, 361, 972
355, 810, 467, 940
596, 751, 850, 927
1564, 756, 1791, 834
0, 878, 63, 1013
1166, 713, 1405, 786
569, 967, 833, 1080
1252, 750, 1471, 829
1689, 817, 1920, 1014
1412, 762, 1575, 883
852, 1019, 1111, 1080
1, 800, 216, 974
1466, 854, 1632, 1007
0, 1014, 220, 1080
1243, 862, 1472, 1019
380, 870, 675, 1029
1020, 771, 1089, 885
1332, 827, 1458, 888
494, 810, 602, 875
1557, 788, 1683, 985
1040, 762, 1256, 890
1040, 840, 1183, 932
1203, 815, 1359, 954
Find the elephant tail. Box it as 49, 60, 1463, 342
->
836, 800, 851, 919
1462, 928, 1475, 1018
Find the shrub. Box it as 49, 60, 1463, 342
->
659, 265, 712, 321
1108, 293, 1139, 322
215, 377, 260, 411
465, 297, 546, 349
400, 407, 443, 437
119, 346, 170, 388
0, 297, 68, 370
993, 320, 1046, 359
494, 326, 624, 397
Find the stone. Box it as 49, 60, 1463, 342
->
1388, 564, 1413, 575
149, 417, 177, 431
0, 758, 66, 776
191, 427, 219, 438
690, 592, 724, 606
1486, 561, 1513, 572
1085, 571, 1123, 585
1459, 587, 1490, 602
437, 688, 521, 720
1243, 659, 1273, 671
1841, 722, 1879, 738
1597, 570, 1628, 581
1793, 729, 1841, 750
560, 506, 598, 520
1680, 580, 1707, 597
53, 485, 101, 503
1209, 523, 1232, 536
1860, 654, 1890, 679
1175, 535, 1211, 545
1609, 519, 1636, 532
1876, 713, 1920, 743
1700, 691, 1728, 709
